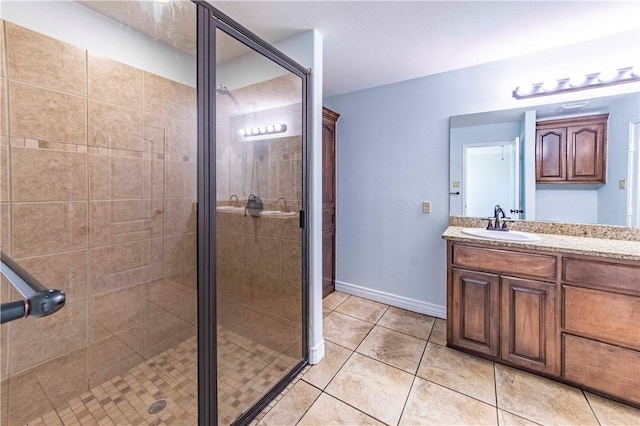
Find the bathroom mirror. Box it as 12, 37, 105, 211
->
449, 91, 640, 226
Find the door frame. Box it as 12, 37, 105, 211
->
195, 2, 311, 424
627, 120, 640, 226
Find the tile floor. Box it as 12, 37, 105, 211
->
255, 292, 640, 426
23, 292, 640, 425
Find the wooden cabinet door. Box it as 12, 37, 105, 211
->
567, 123, 605, 182
322, 107, 339, 298
450, 269, 500, 357
501, 276, 559, 375
536, 127, 566, 182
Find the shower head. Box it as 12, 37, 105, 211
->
215, 84, 242, 112
216, 84, 229, 95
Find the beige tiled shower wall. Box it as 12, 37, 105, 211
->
0, 21, 197, 425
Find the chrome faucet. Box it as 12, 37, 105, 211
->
486, 204, 511, 231
229, 194, 239, 207
275, 197, 288, 212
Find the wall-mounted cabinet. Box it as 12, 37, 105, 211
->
536, 114, 608, 184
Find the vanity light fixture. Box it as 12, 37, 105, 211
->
238, 123, 287, 137
513, 65, 640, 99
568, 74, 586, 87
598, 68, 618, 82
541, 80, 557, 92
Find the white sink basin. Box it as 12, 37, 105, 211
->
461, 228, 541, 243
260, 210, 297, 217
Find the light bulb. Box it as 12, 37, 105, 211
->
261, 127, 267, 133
598, 68, 618, 82
632, 65, 640, 77
268, 125, 275, 132
253, 127, 260, 134
542, 80, 557, 92
239, 129, 246, 136
516, 84, 533, 96
274, 124, 283, 132
568, 74, 586, 87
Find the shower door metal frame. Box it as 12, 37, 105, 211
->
195, 2, 311, 424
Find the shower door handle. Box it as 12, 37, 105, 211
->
0, 251, 66, 324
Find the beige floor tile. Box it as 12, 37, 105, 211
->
334, 295, 388, 323
303, 341, 353, 389
399, 377, 497, 426
322, 308, 331, 318
428, 317, 447, 345
585, 391, 640, 425
417, 342, 496, 405
260, 380, 321, 426
378, 306, 435, 339
298, 393, 385, 426
356, 325, 426, 374
323, 311, 373, 350
325, 353, 413, 425
495, 364, 598, 426
498, 409, 540, 425
322, 291, 350, 311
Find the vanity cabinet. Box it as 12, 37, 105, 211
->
447, 240, 640, 406
536, 114, 608, 184
448, 244, 558, 374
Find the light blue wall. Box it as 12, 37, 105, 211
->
598, 95, 640, 225
324, 29, 640, 311
536, 189, 598, 223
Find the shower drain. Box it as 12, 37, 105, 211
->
147, 399, 168, 415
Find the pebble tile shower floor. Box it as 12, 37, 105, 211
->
25, 327, 297, 426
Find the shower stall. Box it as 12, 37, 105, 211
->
0, 1, 309, 425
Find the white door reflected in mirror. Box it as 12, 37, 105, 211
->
463, 139, 519, 218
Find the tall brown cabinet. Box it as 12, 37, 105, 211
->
322, 107, 340, 298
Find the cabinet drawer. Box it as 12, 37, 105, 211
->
563, 286, 640, 350
563, 257, 640, 296
563, 334, 640, 405
452, 245, 556, 280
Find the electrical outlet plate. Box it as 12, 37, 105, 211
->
619, 180, 626, 189
422, 201, 431, 214
452, 181, 460, 188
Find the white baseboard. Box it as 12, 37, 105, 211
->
308, 339, 325, 364
335, 281, 446, 319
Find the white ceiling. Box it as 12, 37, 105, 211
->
211, 1, 640, 97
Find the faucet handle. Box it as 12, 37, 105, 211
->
501, 219, 515, 230
485, 218, 495, 229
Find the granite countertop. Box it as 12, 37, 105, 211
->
443, 226, 640, 261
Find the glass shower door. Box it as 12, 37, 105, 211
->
0, 2, 199, 424
214, 28, 307, 424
